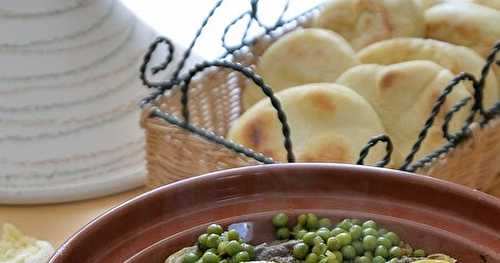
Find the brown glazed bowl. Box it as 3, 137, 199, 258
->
50, 164, 500, 263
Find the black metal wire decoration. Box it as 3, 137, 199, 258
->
356, 135, 393, 168
140, 0, 500, 172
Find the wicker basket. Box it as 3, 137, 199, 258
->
140, 3, 500, 197
140, 29, 286, 187
416, 118, 500, 194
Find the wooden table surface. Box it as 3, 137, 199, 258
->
0, 187, 147, 247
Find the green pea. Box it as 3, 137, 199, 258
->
350, 219, 361, 226
373, 256, 386, 263
233, 251, 249, 263
296, 229, 308, 239
341, 245, 356, 260
364, 251, 373, 259
355, 256, 371, 263
207, 234, 220, 248
298, 214, 308, 226
227, 230, 240, 241
333, 251, 343, 262
207, 224, 224, 235
378, 228, 388, 235
377, 237, 392, 248
331, 227, 346, 236
272, 213, 288, 228
307, 213, 319, 231
352, 240, 364, 255
225, 240, 242, 256
362, 220, 378, 230
349, 225, 363, 240
276, 227, 290, 240
383, 232, 400, 246
338, 219, 353, 231
312, 243, 327, 256
413, 249, 426, 257
293, 242, 310, 259
303, 232, 318, 246
362, 228, 379, 237
217, 241, 228, 255
317, 227, 332, 241
306, 253, 319, 263
327, 236, 341, 251
241, 243, 254, 259
389, 247, 402, 258
375, 245, 389, 259
362, 235, 377, 251
319, 218, 332, 228
183, 252, 200, 263
198, 233, 209, 245
336, 233, 352, 246
202, 252, 219, 263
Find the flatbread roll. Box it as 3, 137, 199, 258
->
357, 38, 498, 108
313, 0, 425, 50
337, 61, 471, 164
230, 83, 400, 166
425, 2, 500, 92
242, 28, 358, 110
425, 2, 500, 58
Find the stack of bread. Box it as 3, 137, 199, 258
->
227, 0, 500, 167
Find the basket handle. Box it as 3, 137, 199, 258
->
399, 72, 479, 171
356, 135, 393, 167
400, 42, 500, 172
179, 60, 296, 163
